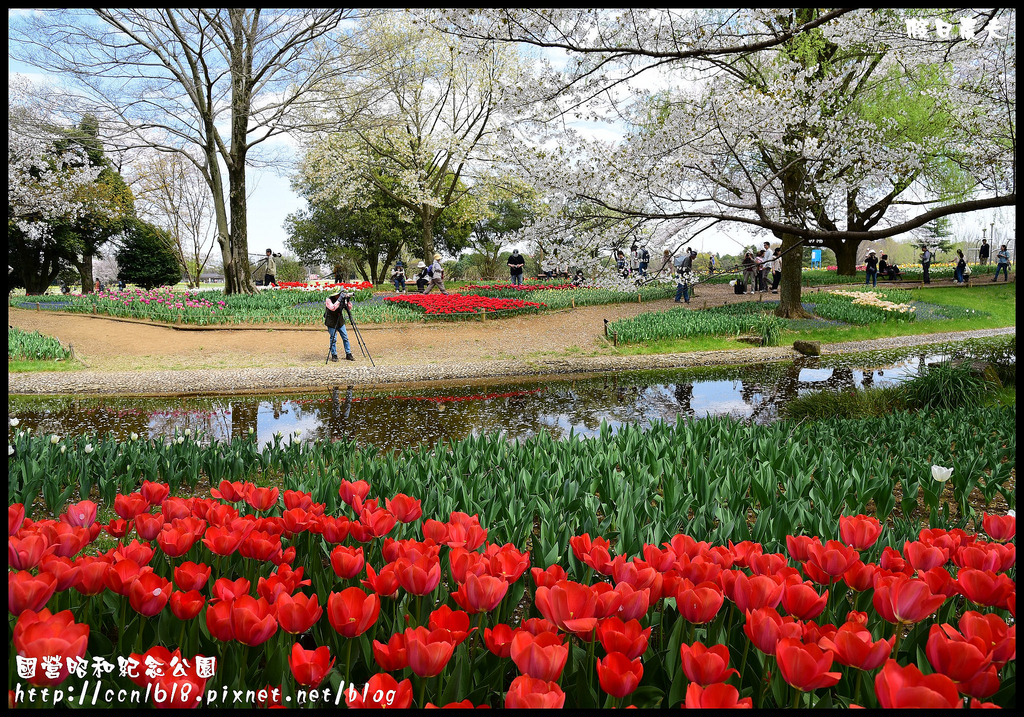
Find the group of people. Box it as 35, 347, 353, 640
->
389, 254, 449, 295
917, 239, 1012, 285
615, 243, 653, 279
740, 242, 783, 295
978, 239, 1012, 282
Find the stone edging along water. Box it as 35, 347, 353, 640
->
7, 327, 1015, 397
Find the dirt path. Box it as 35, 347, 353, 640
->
9, 283, 762, 372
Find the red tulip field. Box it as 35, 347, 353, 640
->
8, 478, 1015, 709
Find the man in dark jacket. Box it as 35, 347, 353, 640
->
507, 249, 525, 285
324, 292, 354, 362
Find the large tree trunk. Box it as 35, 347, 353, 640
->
420, 217, 435, 264
76, 251, 95, 294
775, 233, 811, 319
828, 240, 862, 276
226, 159, 255, 294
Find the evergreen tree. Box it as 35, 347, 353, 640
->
117, 219, 182, 289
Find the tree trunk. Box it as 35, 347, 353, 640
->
76, 251, 95, 294
829, 240, 862, 276
775, 233, 810, 319
420, 211, 435, 263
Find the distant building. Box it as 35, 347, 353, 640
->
199, 271, 223, 284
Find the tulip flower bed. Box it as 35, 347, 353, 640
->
8, 327, 70, 361
812, 289, 917, 325
276, 281, 373, 291
383, 294, 545, 318
7, 468, 1016, 709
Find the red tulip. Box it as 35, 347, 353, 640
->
231, 595, 278, 646
329, 545, 365, 579
169, 589, 206, 620
281, 507, 311, 535
212, 577, 251, 602
156, 523, 198, 557
743, 607, 802, 656
394, 555, 442, 596
684, 682, 753, 709
957, 568, 1016, 608
385, 494, 423, 523
318, 516, 351, 543
982, 513, 1015, 542
874, 660, 961, 709
373, 632, 409, 671
679, 642, 739, 686
510, 630, 568, 681
676, 580, 724, 624
62, 500, 98, 528
8, 533, 55, 570
9, 504, 25, 535
903, 540, 949, 572
925, 624, 992, 684
338, 479, 370, 508
442, 514, 487, 551
596, 651, 643, 698
283, 489, 314, 511
776, 638, 841, 692
359, 506, 398, 538
958, 666, 1001, 700
203, 525, 245, 556
288, 643, 334, 688
531, 565, 567, 588
12, 608, 89, 686
872, 575, 945, 624
484, 624, 517, 658
452, 573, 508, 614
422, 518, 449, 544
919, 565, 959, 598
71, 554, 109, 596
748, 552, 789, 577
140, 480, 170, 506
781, 581, 828, 621
505, 675, 565, 709
362, 563, 401, 597
597, 616, 651, 659
954, 542, 1015, 573
956, 611, 1016, 668
534, 580, 599, 636
345, 673, 413, 708
38, 554, 80, 591
104, 558, 142, 596
245, 485, 279, 512
485, 543, 531, 583
274, 592, 323, 634
174, 561, 211, 592
105, 519, 129, 539
206, 599, 235, 641
48, 523, 91, 559
211, 480, 247, 503
114, 492, 150, 521
786, 535, 821, 563
818, 623, 894, 671
839, 514, 882, 550
729, 573, 784, 613
427, 605, 474, 646
405, 626, 456, 677
570, 533, 615, 574
805, 540, 860, 583
327, 587, 380, 638
521, 617, 559, 636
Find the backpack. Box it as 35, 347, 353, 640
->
641, 249, 650, 263
734, 280, 746, 295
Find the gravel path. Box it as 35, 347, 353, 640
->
8, 326, 1014, 397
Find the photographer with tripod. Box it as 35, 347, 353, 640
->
324, 290, 354, 362
257, 248, 282, 287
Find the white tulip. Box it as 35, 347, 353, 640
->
931, 465, 953, 482
84, 444, 93, 453
17, 431, 24, 438
294, 430, 301, 436
248, 427, 254, 435
25, 427, 32, 434
60, 445, 66, 454
9, 418, 19, 427
7, 445, 13, 456
184, 428, 192, 436
176, 436, 185, 444
50, 434, 61, 444
130, 432, 139, 441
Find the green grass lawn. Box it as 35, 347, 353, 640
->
613, 282, 1016, 355
8, 359, 85, 373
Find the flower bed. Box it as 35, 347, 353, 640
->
276, 281, 373, 292
383, 293, 545, 317
461, 283, 580, 293
813, 289, 916, 325
8, 474, 1015, 709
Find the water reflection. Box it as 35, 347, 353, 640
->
8, 348, 972, 452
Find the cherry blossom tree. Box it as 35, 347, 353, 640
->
427, 9, 1016, 315
11, 9, 362, 294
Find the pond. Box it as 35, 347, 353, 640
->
10, 341, 1003, 452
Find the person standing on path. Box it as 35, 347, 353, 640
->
507, 249, 525, 286
770, 251, 782, 293
954, 249, 967, 284
324, 291, 354, 362
425, 254, 449, 294
864, 249, 879, 287
742, 251, 756, 294
675, 248, 695, 303
263, 249, 279, 287
979, 238, 990, 266
920, 245, 933, 284
992, 244, 1010, 282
